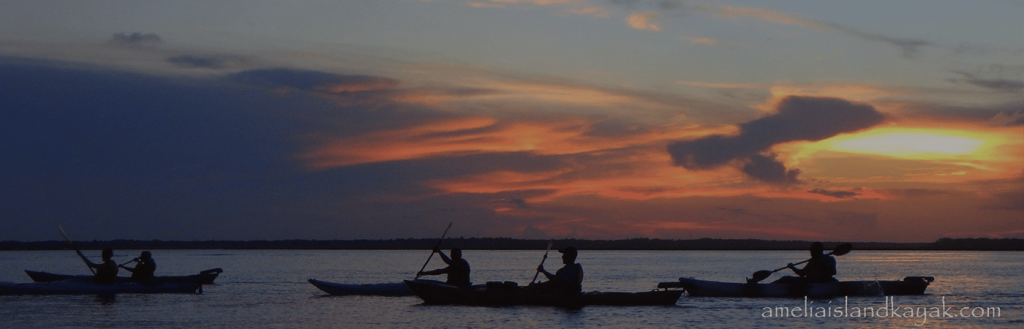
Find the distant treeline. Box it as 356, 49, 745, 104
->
1, 237, 1021, 251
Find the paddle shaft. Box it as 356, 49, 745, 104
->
530, 241, 554, 284
771, 244, 850, 273
772, 258, 812, 273
58, 225, 96, 275
415, 222, 453, 278
750, 243, 852, 283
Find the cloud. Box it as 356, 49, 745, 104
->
570, 6, 611, 17
228, 68, 399, 93
627, 12, 662, 31
667, 96, 886, 183
166, 55, 246, 69
950, 71, 1024, 92
1, 55, 1015, 242
472, 0, 610, 17
685, 37, 717, 45
107, 32, 162, 47
988, 110, 1024, 127
741, 154, 800, 184
712, 5, 933, 58
808, 188, 859, 199
819, 22, 931, 58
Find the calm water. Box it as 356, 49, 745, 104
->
1, 250, 1020, 328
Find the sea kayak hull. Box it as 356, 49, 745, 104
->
404, 279, 682, 307
0, 281, 201, 295
307, 279, 414, 296
657, 276, 933, 298
25, 268, 222, 285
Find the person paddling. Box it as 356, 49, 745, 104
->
120, 251, 157, 281
774, 242, 837, 284
533, 246, 584, 295
81, 248, 119, 283
417, 247, 471, 288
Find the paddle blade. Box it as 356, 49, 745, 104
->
750, 270, 773, 283
830, 243, 853, 256
57, 225, 74, 245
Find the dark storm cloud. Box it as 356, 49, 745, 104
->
0, 57, 593, 240
0, 57, 304, 240
166, 55, 246, 69
741, 154, 800, 184
0, 57, 456, 240
667, 96, 886, 183
107, 32, 162, 47
808, 188, 859, 199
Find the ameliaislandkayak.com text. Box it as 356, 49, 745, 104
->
761, 296, 1000, 326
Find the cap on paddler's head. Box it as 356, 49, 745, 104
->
558, 246, 577, 256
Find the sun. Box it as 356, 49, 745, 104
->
824, 128, 987, 158
777, 124, 1022, 179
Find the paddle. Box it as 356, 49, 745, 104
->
415, 222, 453, 279
118, 259, 139, 267
530, 241, 554, 284
749, 243, 852, 283
58, 224, 96, 275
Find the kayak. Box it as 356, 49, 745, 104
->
25, 268, 223, 285
0, 280, 201, 295
657, 276, 934, 298
307, 279, 414, 296
404, 279, 683, 307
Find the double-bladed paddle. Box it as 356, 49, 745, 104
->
58, 224, 95, 275
749, 243, 852, 283
530, 241, 554, 284
415, 222, 453, 279
118, 259, 140, 267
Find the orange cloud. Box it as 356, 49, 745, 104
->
300, 115, 728, 168
716, 5, 828, 30
627, 12, 662, 31
472, 0, 609, 17
685, 37, 718, 45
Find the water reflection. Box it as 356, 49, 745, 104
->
0, 250, 1021, 328
94, 294, 116, 305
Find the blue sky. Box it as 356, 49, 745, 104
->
1, 0, 1021, 241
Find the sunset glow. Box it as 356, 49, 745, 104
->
825, 129, 986, 158
2, 0, 1021, 242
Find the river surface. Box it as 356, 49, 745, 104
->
1, 250, 1020, 328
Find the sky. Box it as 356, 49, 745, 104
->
1, 0, 1021, 242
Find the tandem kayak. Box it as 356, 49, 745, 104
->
0, 280, 201, 295
307, 279, 414, 296
657, 276, 934, 298
404, 279, 682, 307
25, 268, 223, 285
